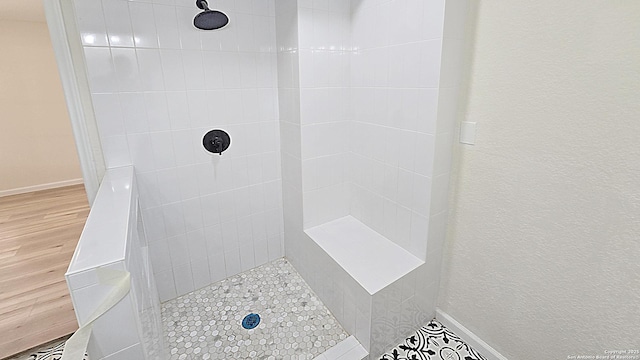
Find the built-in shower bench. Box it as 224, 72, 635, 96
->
303, 215, 431, 358
305, 216, 423, 295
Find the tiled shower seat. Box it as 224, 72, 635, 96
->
306, 216, 423, 295
301, 216, 436, 359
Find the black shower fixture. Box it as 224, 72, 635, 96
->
194, 0, 229, 30
203, 129, 231, 155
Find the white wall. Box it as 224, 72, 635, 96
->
72, 0, 284, 302
0, 20, 82, 193
439, 1, 640, 358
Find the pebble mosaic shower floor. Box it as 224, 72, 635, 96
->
161, 258, 348, 360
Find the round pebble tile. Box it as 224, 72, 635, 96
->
162, 259, 348, 359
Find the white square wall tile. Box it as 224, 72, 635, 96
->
74, 0, 108, 47
220, 219, 239, 252
89, 293, 139, 355
200, 193, 222, 227
150, 131, 177, 169
220, 52, 242, 89
92, 93, 125, 138
236, 216, 253, 248
409, 212, 429, 261
239, 244, 256, 271
411, 174, 432, 217
137, 49, 165, 91
173, 264, 195, 296
83, 47, 117, 93
155, 168, 181, 204
144, 92, 171, 131
162, 202, 186, 238
160, 49, 186, 91
267, 234, 283, 261
176, 6, 202, 51
101, 135, 131, 169
102, 0, 134, 48
111, 48, 141, 92
208, 251, 226, 283
167, 234, 190, 268
251, 212, 268, 241
142, 207, 166, 242
248, 184, 266, 214
148, 237, 172, 273
182, 51, 206, 91
175, 165, 199, 201
191, 258, 211, 290
204, 224, 223, 256
129, 2, 158, 48
418, 39, 444, 88
416, 88, 439, 134
166, 91, 190, 130
413, 133, 435, 177
172, 131, 196, 168
224, 248, 242, 276
201, 52, 225, 89
182, 198, 205, 230
254, 237, 270, 267
153, 4, 181, 49
155, 269, 177, 302
127, 133, 156, 173
120, 93, 149, 134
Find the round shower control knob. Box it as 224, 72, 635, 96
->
203, 129, 231, 155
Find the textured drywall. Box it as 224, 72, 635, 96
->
0, 20, 82, 192
439, 1, 640, 358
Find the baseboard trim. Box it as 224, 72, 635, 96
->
0, 178, 84, 197
436, 308, 508, 360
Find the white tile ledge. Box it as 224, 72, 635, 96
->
305, 216, 424, 295
314, 336, 368, 360
66, 166, 135, 276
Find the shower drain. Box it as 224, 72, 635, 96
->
242, 313, 260, 329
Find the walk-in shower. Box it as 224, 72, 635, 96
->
61, 0, 469, 358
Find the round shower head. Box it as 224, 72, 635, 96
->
194, 0, 229, 30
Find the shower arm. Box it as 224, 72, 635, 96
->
196, 0, 210, 11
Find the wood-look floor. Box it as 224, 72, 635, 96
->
0, 185, 89, 359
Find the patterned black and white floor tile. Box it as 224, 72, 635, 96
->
5, 336, 89, 360
379, 319, 487, 360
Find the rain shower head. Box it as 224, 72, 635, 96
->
194, 0, 229, 30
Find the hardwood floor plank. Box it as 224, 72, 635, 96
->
0, 185, 87, 359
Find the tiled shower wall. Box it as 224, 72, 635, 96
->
287, 0, 451, 262
348, 0, 446, 260
73, 0, 284, 302
275, 0, 468, 355
280, 0, 452, 262
275, 0, 304, 251
298, 1, 352, 229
